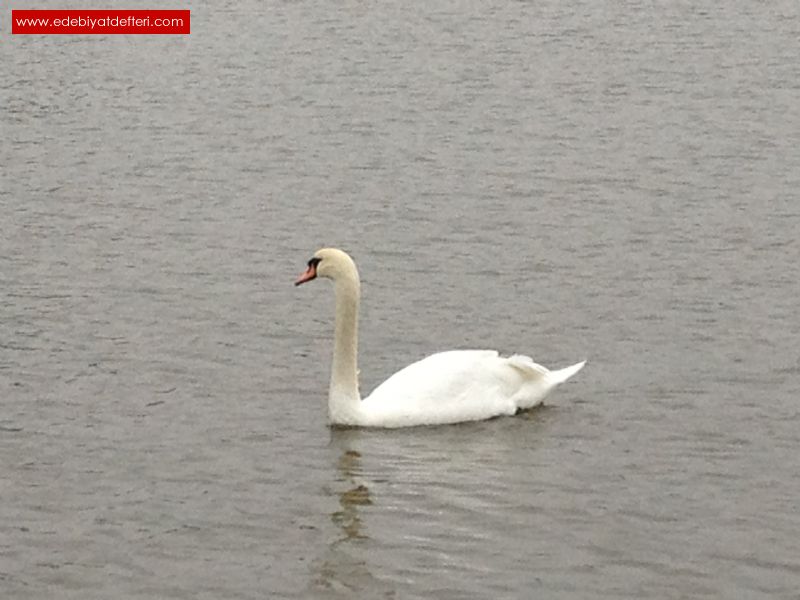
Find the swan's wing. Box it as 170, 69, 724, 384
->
360, 350, 576, 427
367, 350, 498, 402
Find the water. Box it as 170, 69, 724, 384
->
2, 0, 800, 597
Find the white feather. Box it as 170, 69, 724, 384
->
361, 351, 585, 428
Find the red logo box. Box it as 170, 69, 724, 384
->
12, 10, 191, 35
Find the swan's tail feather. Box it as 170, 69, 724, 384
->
547, 360, 586, 385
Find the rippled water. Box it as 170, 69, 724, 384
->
3, 0, 800, 598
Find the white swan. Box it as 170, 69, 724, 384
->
295, 248, 585, 428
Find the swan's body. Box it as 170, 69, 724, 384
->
295, 248, 585, 428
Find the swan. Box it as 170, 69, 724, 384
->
295, 248, 585, 428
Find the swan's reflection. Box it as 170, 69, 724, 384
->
330, 448, 372, 541
311, 429, 384, 596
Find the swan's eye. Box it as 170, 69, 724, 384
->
308, 257, 322, 268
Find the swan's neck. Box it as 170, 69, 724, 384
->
329, 275, 363, 425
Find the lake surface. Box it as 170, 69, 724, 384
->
2, 0, 800, 597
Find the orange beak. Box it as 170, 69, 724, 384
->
294, 263, 317, 286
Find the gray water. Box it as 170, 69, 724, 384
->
2, 0, 800, 598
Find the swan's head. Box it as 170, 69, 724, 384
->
295, 248, 359, 286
